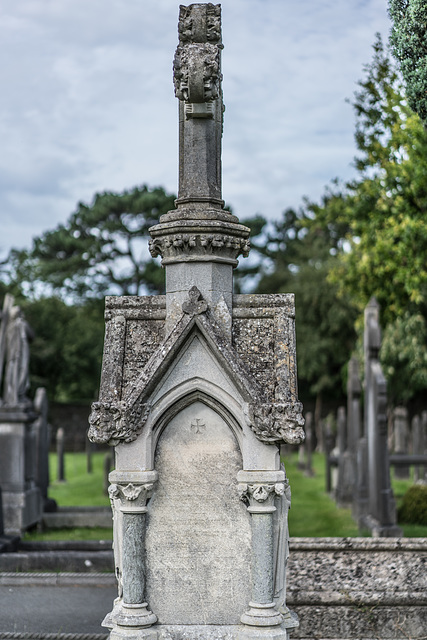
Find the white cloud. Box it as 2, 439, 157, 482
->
0, 0, 391, 253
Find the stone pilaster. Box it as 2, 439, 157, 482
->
108, 471, 158, 637
237, 471, 286, 633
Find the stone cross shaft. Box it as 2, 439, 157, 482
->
148, 4, 251, 333
174, 2, 224, 208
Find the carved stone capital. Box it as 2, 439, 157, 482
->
110, 481, 156, 514
238, 482, 284, 513
88, 400, 150, 446
248, 401, 305, 445
148, 226, 250, 265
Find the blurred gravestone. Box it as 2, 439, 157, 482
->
412, 415, 426, 482
393, 407, 410, 479
363, 298, 401, 536
0, 295, 43, 534
56, 427, 65, 482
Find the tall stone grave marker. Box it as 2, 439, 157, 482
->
347, 357, 368, 526
0, 295, 45, 534
413, 413, 426, 482
89, 5, 305, 640
363, 298, 401, 537
392, 407, 410, 479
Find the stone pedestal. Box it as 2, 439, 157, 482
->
0, 407, 42, 535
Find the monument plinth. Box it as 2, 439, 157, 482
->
89, 5, 304, 639
0, 294, 49, 535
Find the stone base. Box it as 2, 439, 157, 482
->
2, 487, 42, 535
361, 515, 402, 538
107, 624, 298, 640
106, 615, 299, 640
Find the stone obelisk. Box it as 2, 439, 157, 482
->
89, 5, 304, 639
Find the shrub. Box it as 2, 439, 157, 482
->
398, 484, 427, 525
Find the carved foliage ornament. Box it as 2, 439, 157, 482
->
148, 233, 250, 260
110, 482, 154, 502
88, 400, 150, 446
174, 43, 221, 103
238, 482, 285, 507
249, 401, 305, 445
178, 4, 221, 44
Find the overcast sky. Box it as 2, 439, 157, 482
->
1, 0, 392, 257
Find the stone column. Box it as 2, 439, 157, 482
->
237, 471, 285, 632
109, 470, 158, 635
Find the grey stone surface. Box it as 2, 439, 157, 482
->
363, 298, 401, 536
413, 413, 427, 482
56, 426, 65, 482
392, 407, 410, 479
146, 401, 251, 625
1, 538, 425, 639
288, 537, 427, 639
89, 5, 304, 640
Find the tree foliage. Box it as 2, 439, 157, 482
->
389, 0, 427, 126
22, 296, 105, 402
252, 207, 358, 401
9, 185, 175, 301
380, 311, 427, 405
312, 35, 427, 326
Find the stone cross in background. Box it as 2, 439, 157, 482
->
89, 4, 305, 639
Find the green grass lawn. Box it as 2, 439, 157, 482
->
284, 452, 360, 537
48, 451, 111, 507
24, 450, 427, 541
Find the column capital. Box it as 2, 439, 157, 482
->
237, 471, 285, 514
109, 470, 158, 513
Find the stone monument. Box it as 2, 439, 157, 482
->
89, 5, 305, 639
362, 298, 401, 537
392, 406, 410, 479
0, 295, 46, 534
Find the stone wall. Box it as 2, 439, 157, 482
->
287, 537, 427, 640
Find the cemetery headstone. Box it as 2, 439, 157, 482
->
336, 406, 354, 507
103, 451, 113, 496
363, 298, 401, 536
56, 427, 65, 483
86, 434, 95, 474
297, 442, 306, 470
89, 5, 305, 639
0, 295, 43, 534
324, 415, 336, 494
412, 415, 426, 483
347, 357, 367, 525
393, 407, 410, 479
304, 412, 314, 477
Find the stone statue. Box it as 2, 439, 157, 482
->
3, 305, 34, 406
